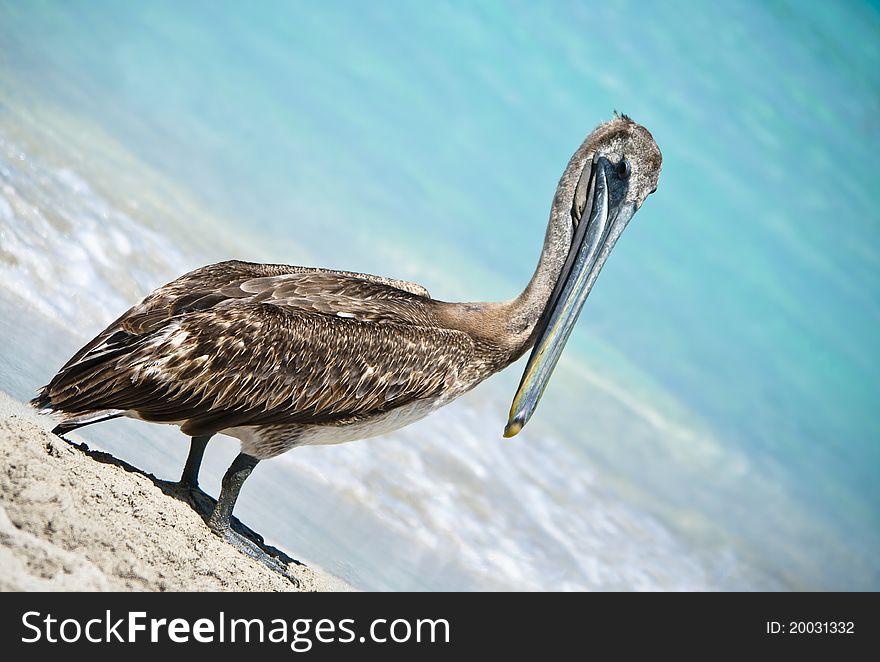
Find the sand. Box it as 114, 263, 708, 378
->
0, 391, 351, 591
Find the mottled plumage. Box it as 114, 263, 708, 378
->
34, 260, 508, 458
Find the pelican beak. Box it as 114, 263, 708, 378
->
504, 154, 636, 437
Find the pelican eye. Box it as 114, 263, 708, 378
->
616, 159, 632, 179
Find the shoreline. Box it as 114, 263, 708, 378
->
0, 391, 351, 592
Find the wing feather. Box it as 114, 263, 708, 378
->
52, 260, 431, 368
36, 261, 471, 436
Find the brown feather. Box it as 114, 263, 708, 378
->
36, 261, 480, 441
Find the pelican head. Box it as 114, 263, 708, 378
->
505, 114, 662, 437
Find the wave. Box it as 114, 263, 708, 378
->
0, 129, 191, 330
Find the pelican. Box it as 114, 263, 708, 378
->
33, 114, 661, 571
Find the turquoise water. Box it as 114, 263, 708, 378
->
0, 1, 878, 590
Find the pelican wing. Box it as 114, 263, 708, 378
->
37, 260, 472, 435
53, 260, 431, 371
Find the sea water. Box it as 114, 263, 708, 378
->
0, 0, 877, 590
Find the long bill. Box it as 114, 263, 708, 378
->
504, 155, 636, 437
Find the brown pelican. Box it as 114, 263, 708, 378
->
33, 114, 661, 571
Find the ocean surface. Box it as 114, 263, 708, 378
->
0, 0, 877, 590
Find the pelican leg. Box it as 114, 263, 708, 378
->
179, 434, 213, 488
206, 453, 300, 582
208, 452, 260, 534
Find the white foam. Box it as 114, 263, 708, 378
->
282, 395, 761, 590
0, 133, 190, 333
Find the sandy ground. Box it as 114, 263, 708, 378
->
0, 391, 351, 591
